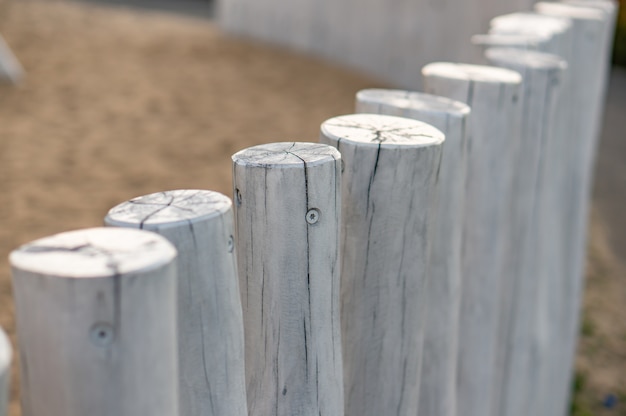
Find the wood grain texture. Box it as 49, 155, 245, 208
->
485, 48, 567, 416
232, 142, 343, 416
354, 91, 470, 416
0, 328, 10, 416
422, 62, 522, 416
319, 114, 444, 416
10, 227, 178, 416
0, 34, 23, 84
105, 190, 247, 416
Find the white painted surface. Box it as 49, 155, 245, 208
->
355, 91, 470, 416
10, 227, 178, 416
485, 48, 567, 416
105, 190, 247, 416
319, 114, 444, 416
0, 328, 10, 416
218, 0, 537, 89
422, 62, 522, 416
232, 142, 343, 416
0, 35, 23, 84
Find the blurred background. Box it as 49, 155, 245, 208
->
0, 0, 624, 415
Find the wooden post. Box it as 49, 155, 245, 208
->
232, 142, 343, 416
105, 190, 247, 416
533, 4, 611, 416
422, 62, 522, 416
0, 327, 10, 416
10, 227, 178, 416
319, 114, 444, 416
354, 91, 469, 416
485, 48, 567, 416
0, 34, 23, 84
489, 12, 573, 55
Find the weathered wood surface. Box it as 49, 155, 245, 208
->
218, 0, 537, 89
10, 227, 178, 416
105, 190, 247, 416
422, 63, 522, 416
0, 34, 23, 84
354, 90, 470, 416
485, 48, 567, 416
0, 328, 10, 416
232, 142, 343, 416
319, 114, 444, 416
533, 4, 612, 416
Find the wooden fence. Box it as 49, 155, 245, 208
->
0, 1, 617, 416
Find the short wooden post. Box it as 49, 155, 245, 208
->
10, 227, 178, 416
0, 327, 10, 416
355, 91, 469, 416
320, 114, 444, 416
485, 48, 567, 416
533, 4, 612, 416
0, 35, 23, 84
489, 12, 573, 55
232, 142, 343, 416
422, 62, 522, 416
105, 190, 247, 416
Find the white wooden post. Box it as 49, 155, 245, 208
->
232, 142, 343, 416
319, 114, 444, 416
489, 12, 574, 55
0, 328, 10, 416
532, 4, 611, 416
10, 227, 178, 416
354, 91, 469, 416
484, 48, 567, 416
104, 190, 247, 416
0, 34, 23, 84
422, 62, 522, 416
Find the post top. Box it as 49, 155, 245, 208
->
535, 2, 605, 20
490, 12, 572, 35
105, 189, 232, 229
486, 48, 568, 71
0, 327, 10, 371
10, 227, 177, 278
232, 142, 340, 168
422, 62, 522, 85
357, 89, 470, 118
321, 114, 444, 148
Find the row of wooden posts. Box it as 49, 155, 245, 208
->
0, 1, 618, 416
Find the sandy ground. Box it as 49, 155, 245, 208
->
0, 1, 623, 415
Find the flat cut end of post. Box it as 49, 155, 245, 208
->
535, 2, 605, 20
422, 62, 522, 85
490, 12, 572, 36
486, 48, 568, 70
10, 227, 176, 278
321, 113, 444, 148
0, 328, 10, 372
105, 189, 232, 229
232, 142, 340, 168
357, 89, 470, 118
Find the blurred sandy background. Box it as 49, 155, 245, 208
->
0, 0, 624, 415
